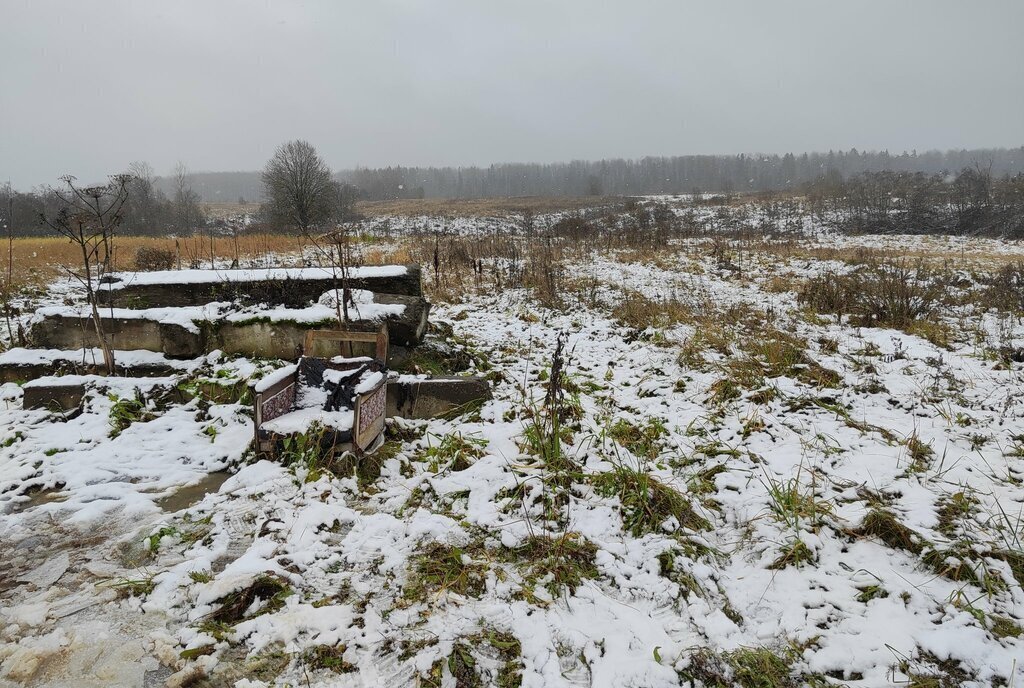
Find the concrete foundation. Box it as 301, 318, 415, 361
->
29, 296, 431, 360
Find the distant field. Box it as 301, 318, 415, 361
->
354, 195, 617, 217
201, 195, 618, 219
201, 201, 262, 220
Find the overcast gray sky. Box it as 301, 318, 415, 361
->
2, 0, 1022, 188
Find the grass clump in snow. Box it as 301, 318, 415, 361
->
420, 432, 487, 472
607, 417, 667, 460
278, 423, 387, 488
934, 490, 977, 537
905, 433, 934, 472
769, 537, 817, 570
405, 542, 489, 602
761, 468, 831, 569
611, 290, 694, 331
483, 630, 524, 688
518, 334, 581, 504
994, 549, 1024, 587
593, 467, 709, 536
727, 328, 841, 390
856, 583, 889, 603
506, 532, 598, 598
858, 509, 926, 554
392, 343, 474, 376
892, 650, 973, 688
422, 630, 523, 688
108, 391, 156, 437
687, 463, 727, 502
206, 574, 293, 625
762, 470, 833, 532
657, 548, 708, 600
681, 646, 802, 688
921, 545, 988, 588
108, 575, 156, 599
989, 615, 1023, 639
423, 641, 485, 688
302, 644, 356, 674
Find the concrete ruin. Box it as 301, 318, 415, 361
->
3, 264, 491, 425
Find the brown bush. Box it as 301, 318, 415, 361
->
133, 246, 176, 271
982, 262, 1024, 312
799, 260, 945, 330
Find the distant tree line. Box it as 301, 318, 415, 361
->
4, 146, 1023, 237
133, 146, 1024, 203
343, 147, 1024, 200
2, 161, 205, 237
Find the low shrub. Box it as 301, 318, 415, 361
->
799, 260, 946, 331
134, 246, 175, 271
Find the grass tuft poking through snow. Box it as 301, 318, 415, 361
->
593, 466, 709, 536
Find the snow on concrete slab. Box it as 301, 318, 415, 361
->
100, 265, 409, 288
35, 293, 405, 330
0, 346, 201, 370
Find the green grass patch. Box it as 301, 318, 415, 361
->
405, 542, 489, 602
420, 432, 488, 472
608, 417, 667, 460
859, 509, 926, 554
108, 392, 156, 437
682, 646, 807, 688
506, 532, 598, 598
303, 644, 356, 674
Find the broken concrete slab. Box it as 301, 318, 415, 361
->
22, 378, 87, 411
30, 312, 168, 353
99, 264, 423, 307
386, 375, 492, 419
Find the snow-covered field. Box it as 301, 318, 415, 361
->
1, 202, 1023, 687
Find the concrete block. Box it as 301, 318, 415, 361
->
386, 376, 492, 419
23, 380, 86, 411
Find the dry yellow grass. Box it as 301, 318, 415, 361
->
2, 234, 300, 288
1, 232, 420, 291
744, 239, 1024, 270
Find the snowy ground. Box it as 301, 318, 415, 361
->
1, 205, 1023, 687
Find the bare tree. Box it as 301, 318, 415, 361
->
125, 161, 158, 233
261, 140, 336, 233
172, 162, 203, 233
262, 140, 364, 338
40, 175, 131, 374
1, 182, 16, 344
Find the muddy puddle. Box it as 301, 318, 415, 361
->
156, 471, 231, 512
10, 487, 69, 513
